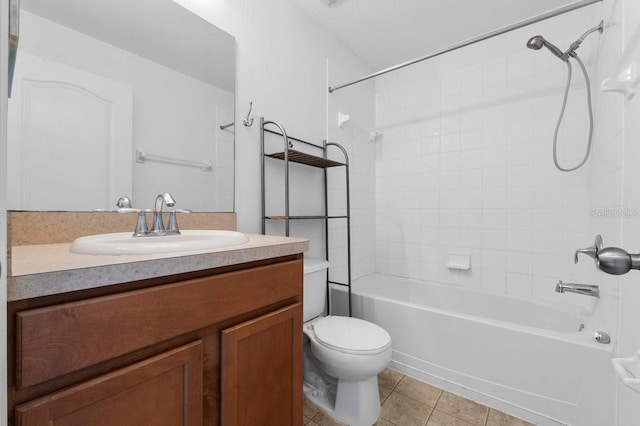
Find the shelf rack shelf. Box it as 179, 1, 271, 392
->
265, 150, 346, 168
260, 118, 352, 316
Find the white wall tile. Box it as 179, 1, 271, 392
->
505, 273, 533, 297
482, 269, 506, 293
483, 58, 508, 87
483, 249, 506, 271
482, 188, 507, 209
459, 228, 483, 248
482, 167, 507, 188
461, 194, 484, 213
507, 209, 533, 230
482, 229, 506, 250
506, 251, 533, 274
482, 209, 507, 229
507, 229, 534, 253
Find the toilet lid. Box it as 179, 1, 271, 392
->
313, 316, 391, 353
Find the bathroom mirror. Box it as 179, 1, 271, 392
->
7, 0, 235, 212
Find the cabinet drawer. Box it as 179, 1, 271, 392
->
15, 259, 302, 388
15, 340, 203, 426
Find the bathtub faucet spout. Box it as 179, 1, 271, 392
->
555, 280, 600, 297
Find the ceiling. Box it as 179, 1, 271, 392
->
292, 0, 586, 71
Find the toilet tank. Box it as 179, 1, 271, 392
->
303, 257, 329, 322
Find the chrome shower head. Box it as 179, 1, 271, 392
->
526, 35, 566, 61
526, 35, 544, 50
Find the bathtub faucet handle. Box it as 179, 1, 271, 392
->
574, 235, 640, 275
574, 234, 603, 264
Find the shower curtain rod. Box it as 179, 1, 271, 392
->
328, 0, 602, 93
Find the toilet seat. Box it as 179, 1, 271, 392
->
312, 316, 391, 355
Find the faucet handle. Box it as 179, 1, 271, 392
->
133, 209, 153, 236
167, 209, 191, 233
574, 234, 603, 264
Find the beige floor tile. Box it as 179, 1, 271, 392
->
378, 368, 404, 390
304, 400, 320, 419
486, 409, 535, 426
427, 410, 471, 426
435, 392, 488, 426
395, 375, 442, 407
381, 391, 433, 426
379, 384, 393, 404
374, 418, 395, 426
311, 412, 347, 426
427, 410, 474, 426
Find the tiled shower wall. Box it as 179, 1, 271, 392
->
374, 5, 621, 311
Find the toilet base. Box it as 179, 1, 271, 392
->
304, 376, 381, 426
304, 349, 382, 426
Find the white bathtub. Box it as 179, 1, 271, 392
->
333, 273, 615, 426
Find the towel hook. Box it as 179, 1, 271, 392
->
243, 101, 254, 127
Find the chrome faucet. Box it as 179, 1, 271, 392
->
120, 192, 188, 237
151, 192, 176, 234
555, 280, 600, 297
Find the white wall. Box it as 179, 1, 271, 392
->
173, 0, 376, 279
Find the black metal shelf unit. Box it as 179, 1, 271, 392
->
260, 118, 352, 316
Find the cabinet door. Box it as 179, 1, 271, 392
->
221, 303, 302, 426
15, 340, 203, 426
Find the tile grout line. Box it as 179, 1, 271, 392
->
422, 406, 432, 426
392, 373, 405, 391
392, 375, 444, 408
379, 373, 403, 426
422, 388, 443, 426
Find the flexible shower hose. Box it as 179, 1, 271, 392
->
552, 55, 594, 172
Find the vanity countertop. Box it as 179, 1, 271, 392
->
9, 233, 309, 301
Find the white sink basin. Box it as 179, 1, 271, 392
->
70, 230, 249, 255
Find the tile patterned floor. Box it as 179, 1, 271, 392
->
303, 368, 535, 426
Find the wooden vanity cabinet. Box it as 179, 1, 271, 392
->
7, 255, 304, 426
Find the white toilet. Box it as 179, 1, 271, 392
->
303, 258, 392, 426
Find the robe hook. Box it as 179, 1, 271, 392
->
243, 101, 254, 127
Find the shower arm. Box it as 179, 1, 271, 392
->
564, 20, 604, 58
